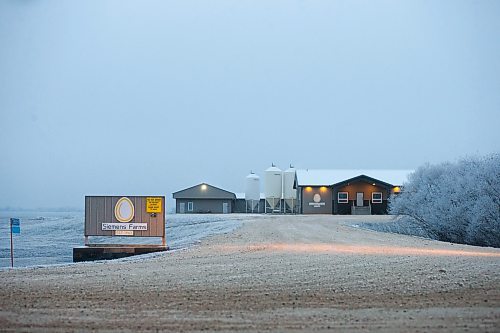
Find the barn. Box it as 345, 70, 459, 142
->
295, 170, 409, 215
172, 183, 236, 214
173, 169, 410, 215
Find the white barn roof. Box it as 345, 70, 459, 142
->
295, 169, 413, 187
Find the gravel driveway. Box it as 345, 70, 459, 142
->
1, 215, 499, 332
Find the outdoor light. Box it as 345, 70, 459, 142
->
320, 186, 328, 192
305, 186, 312, 192
201, 184, 208, 190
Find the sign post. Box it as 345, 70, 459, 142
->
10, 218, 20, 268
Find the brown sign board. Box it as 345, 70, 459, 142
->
85, 196, 165, 237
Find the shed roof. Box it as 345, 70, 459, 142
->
172, 183, 236, 199
235, 193, 266, 200
295, 169, 413, 187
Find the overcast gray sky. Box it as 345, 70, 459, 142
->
1, 0, 499, 210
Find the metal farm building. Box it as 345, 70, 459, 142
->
173, 167, 411, 215
294, 169, 409, 215
172, 183, 236, 214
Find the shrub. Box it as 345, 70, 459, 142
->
389, 154, 500, 247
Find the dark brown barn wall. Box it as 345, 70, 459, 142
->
333, 182, 391, 215
336, 183, 389, 200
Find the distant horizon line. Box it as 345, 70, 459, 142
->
0, 207, 84, 212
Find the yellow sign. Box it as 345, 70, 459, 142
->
146, 197, 162, 213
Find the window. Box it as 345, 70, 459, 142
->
372, 192, 382, 204
187, 202, 193, 211
338, 192, 349, 204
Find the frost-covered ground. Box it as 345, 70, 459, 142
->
0, 212, 252, 268
355, 215, 434, 239
1, 215, 498, 333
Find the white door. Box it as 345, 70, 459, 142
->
356, 193, 364, 207
222, 202, 229, 214
179, 202, 185, 214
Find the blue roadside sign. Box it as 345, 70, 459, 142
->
10, 218, 20, 234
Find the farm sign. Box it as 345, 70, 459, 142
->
85, 196, 165, 238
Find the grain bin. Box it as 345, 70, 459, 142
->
283, 166, 297, 213
245, 172, 260, 212
264, 164, 282, 212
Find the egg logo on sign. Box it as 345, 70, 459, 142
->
115, 197, 135, 223
313, 194, 321, 203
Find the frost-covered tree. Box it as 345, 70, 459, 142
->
389, 154, 500, 247
463, 154, 500, 246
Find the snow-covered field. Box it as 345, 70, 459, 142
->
0, 212, 250, 268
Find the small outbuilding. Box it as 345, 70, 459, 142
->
172, 183, 236, 214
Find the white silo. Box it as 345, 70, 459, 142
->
245, 172, 260, 213
264, 164, 282, 213
283, 165, 297, 213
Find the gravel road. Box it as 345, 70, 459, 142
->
1, 215, 499, 332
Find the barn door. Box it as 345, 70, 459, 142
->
222, 202, 229, 214
179, 202, 185, 214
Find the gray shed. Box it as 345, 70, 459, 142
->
172, 183, 236, 214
